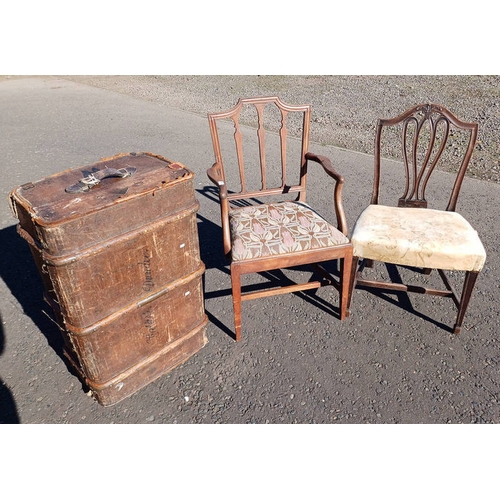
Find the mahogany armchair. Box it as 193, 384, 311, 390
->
207, 96, 353, 341
348, 103, 486, 335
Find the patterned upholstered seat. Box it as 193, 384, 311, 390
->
230, 201, 350, 262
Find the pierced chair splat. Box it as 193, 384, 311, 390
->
207, 96, 353, 341
348, 103, 486, 335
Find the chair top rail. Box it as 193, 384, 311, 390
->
208, 96, 311, 199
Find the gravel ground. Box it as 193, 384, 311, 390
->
64, 75, 500, 183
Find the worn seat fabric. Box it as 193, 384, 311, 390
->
351, 204, 486, 272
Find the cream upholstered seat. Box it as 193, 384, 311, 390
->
352, 205, 486, 272
207, 97, 353, 341
348, 104, 486, 335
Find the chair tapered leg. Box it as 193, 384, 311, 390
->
230, 266, 243, 341
347, 256, 359, 312
453, 270, 479, 335
339, 252, 353, 319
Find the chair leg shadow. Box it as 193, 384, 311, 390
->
356, 262, 454, 333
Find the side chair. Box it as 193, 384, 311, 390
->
207, 96, 353, 341
348, 103, 486, 335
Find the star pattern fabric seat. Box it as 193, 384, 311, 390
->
229, 201, 350, 262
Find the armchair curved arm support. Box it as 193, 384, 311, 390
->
305, 152, 348, 236
207, 163, 232, 257
305, 152, 344, 183
207, 163, 228, 198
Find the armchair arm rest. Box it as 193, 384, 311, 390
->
305, 152, 348, 236
207, 163, 228, 199
305, 152, 344, 183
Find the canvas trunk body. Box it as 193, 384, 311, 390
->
9, 152, 208, 406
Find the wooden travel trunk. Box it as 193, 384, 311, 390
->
9, 152, 208, 406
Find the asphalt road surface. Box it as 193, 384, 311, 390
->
2, 76, 499, 424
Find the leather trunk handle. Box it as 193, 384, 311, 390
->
65, 166, 137, 193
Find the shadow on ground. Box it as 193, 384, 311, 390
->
0, 315, 19, 423
0, 225, 75, 371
